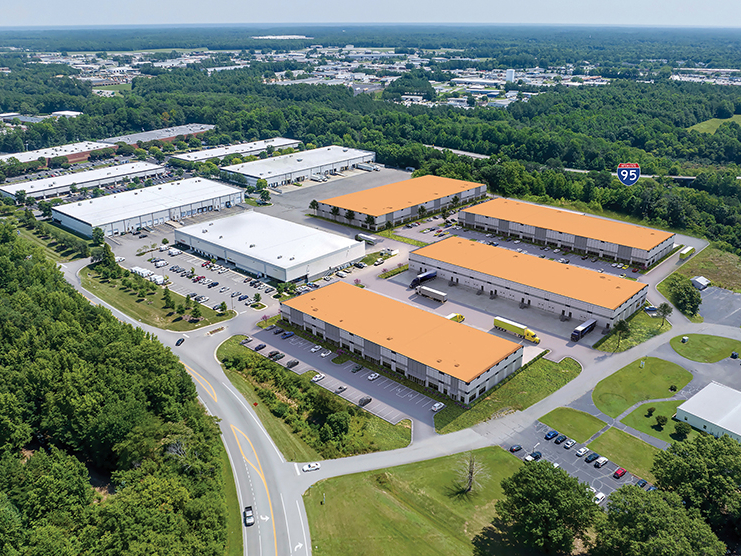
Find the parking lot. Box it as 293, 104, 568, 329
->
503, 420, 651, 505
243, 330, 439, 425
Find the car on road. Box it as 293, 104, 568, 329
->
594, 492, 606, 505
310, 345, 322, 353
267, 350, 279, 358
431, 402, 445, 412
320, 350, 332, 358
509, 445, 522, 453
311, 373, 325, 382
286, 359, 299, 368
636, 479, 648, 488
175, 338, 184, 346
563, 439, 576, 449
273, 328, 285, 335
302, 463, 321, 472
358, 396, 372, 407
367, 373, 380, 381
613, 467, 627, 479
554, 434, 567, 444
335, 385, 347, 393
524, 451, 542, 462
281, 332, 294, 339
585, 452, 600, 463
545, 430, 559, 440
254, 343, 267, 351
243, 506, 255, 526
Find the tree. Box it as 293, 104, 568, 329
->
176, 304, 185, 315
255, 178, 268, 190
99, 243, 116, 269
92, 227, 105, 245
37, 200, 53, 218
664, 274, 701, 316
594, 486, 725, 556
162, 287, 173, 309
655, 415, 668, 428
161, 238, 169, 245
190, 304, 201, 319
417, 205, 427, 219
326, 411, 350, 437
674, 421, 692, 439
657, 302, 673, 327
364, 214, 375, 228
612, 319, 630, 351
133, 148, 147, 160
14, 190, 26, 205
254, 293, 261, 303
345, 209, 356, 223
497, 461, 600, 554
652, 434, 741, 531
219, 301, 227, 313
259, 189, 271, 202
451, 195, 460, 208
458, 452, 487, 494
646, 406, 656, 417
309, 199, 319, 212
330, 206, 340, 220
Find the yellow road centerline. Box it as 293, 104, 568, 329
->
182, 363, 217, 402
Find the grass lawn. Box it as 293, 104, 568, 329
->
592, 357, 692, 418
379, 264, 409, 279
81, 267, 235, 331
689, 114, 741, 134
539, 407, 606, 443
670, 334, 741, 363
218, 439, 243, 556
670, 246, 741, 292
361, 250, 383, 265
656, 279, 704, 323
304, 447, 526, 556
376, 228, 428, 248
218, 336, 411, 461
14, 220, 96, 263
621, 400, 700, 445
435, 356, 582, 434
587, 428, 660, 483
594, 307, 672, 353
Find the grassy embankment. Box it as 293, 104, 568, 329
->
594, 307, 672, 353
539, 407, 606, 443
670, 334, 741, 363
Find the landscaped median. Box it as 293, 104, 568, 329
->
217, 335, 411, 461
539, 407, 606, 443
670, 334, 741, 363
620, 400, 700, 444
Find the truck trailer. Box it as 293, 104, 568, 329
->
679, 246, 695, 260
409, 270, 437, 288
492, 316, 540, 344
570, 319, 597, 342
417, 285, 447, 303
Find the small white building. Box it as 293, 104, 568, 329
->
171, 137, 301, 164
691, 276, 711, 290
0, 141, 114, 165
676, 382, 741, 442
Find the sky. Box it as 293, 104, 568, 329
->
3, 0, 741, 28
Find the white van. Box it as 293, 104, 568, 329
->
594, 457, 609, 468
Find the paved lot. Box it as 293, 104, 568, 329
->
503, 420, 650, 505
244, 330, 438, 426
699, 286, 741, 327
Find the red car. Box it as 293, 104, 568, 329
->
201, 262, 209, 267
613, 467, 627, 479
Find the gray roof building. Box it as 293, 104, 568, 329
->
103, 124, 215, 145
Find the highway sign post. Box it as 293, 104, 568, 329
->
617, 163, 641, 186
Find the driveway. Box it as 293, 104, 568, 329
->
698, 286, 741, 327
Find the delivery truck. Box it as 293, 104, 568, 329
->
409, 270, 437, 288
492, 316, 541, 344
446, 313, 465, 323
417, 285, 447, 303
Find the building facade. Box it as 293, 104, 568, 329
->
459, 198, 675, 268
281, 282, 523, 404
409, 238, 648, 329
676, 382, 741, 442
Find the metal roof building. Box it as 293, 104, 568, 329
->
102, 124, 215, 145
174, 212, 364, 282
0, 162, 165, 200
0, 141, 114, 165
223, 145, 375, 188
52, 178, 242, 237
676, 382, 741, 442
460, 198, 676, 267
410, 237, 648, 329
171, 137, 301, 163
282, 281, 523, 404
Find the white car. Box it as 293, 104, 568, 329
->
302, 462, 321, 472
594, 492, 606, 504
563, 439, 576, 449
320, 350, 332, 358
114, 256, 125, 262
431, 402, 445, 412
575, 447, 589, 457
336, 271, 347, 278
310, 373, 325, 383
310, 345, 322, 353
367, 373, 380, 381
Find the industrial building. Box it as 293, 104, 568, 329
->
676, 382, 741, 442
222, 145, 375, 188
459, 198, 676, 268
52, 178, 242, 237
103, 124, 215, 145
281, 282, 523, 403
0, 141, 115, 165
317, 175, 486, 230
409, 237, 648, 328
0, 162, 165, 200
171, 137, 301, 164
174, 212, 364, 282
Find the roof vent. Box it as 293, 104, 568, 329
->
250, 244, 255, 248
289, 257, 295, 260
277, 255, 282, 259
219, 235, 223, 239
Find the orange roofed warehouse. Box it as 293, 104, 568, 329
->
460, 198, 675, 268
317, 175, 486, 230
281, 282, 522, 404
410, 238, 648, 329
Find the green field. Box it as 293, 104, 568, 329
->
594, 307, 672, 353
93, 83, 132, 92
81, 267, 234, 331
304, 447, 526, 556
587, 428, 660, 483
592, 357, 692, 418
670, 334, 741, 363
670, 246, 741, 292
539, 407, 606, 443
689, 114, 741, 134
435, 356, 582, 434
620, 400, 700, 445
219, 439, 243, 556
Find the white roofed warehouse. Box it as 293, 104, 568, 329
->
222, 145, 375, 188
171, 137, 301, 164
51, 178, 242, 237
0, 162, 165, 200
676, 382, 741, 442
0, 141, 115, 165
174, 212, 365, 282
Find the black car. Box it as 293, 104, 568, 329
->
272, 353, 285, 361
509, 444, 522, 453
254, 343, 267, 351
175, 338, 184, 346
272, 328, 284, 335
636, 479, 648, 488
554, 435, 567, 445
286, 359, 299, 368
585, 453, 600, 464
358, 396, 372, 407
267, 350, 279, 358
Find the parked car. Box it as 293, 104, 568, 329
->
267, 350, 279, 358
239, 336, 253, 344
302, 462, 321, 472
367, 373, 380, 381
311, 373, 325, 382
351, 364, 363, 373
613, 467, 627, 479
231, 291, 241, 298
264, 287, 274, 294
265, 324, 275, 331
524, 451, 542, 462
335, 385, 347, 393
219, 286, 230, 293
281, 332, 294, 339
585, 453, 600, 463
243, 506, 255, 526
273, 353, 285, 361
554, 435, 567, 444
636, 479, 648, 488
431, 402, 445, 412
358, 396, 372, 407
310, 345, 322, 353
563, 439, 576, 449
254, 343, 266, 351
594, 492, 606, 505
286, 360, 299, 368
545, 430, 559, 440
320, 350, 332, 358
509, 445, 523, 453
594, 457, 609, 468
238, 294, 250, 301
273, 328, 285, 335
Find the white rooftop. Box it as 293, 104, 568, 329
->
172, 137, 301, 163
0, 162, 163, 196
53, 178, 241, 226
177, 212, 359, 270
103, 124, 215, 145
223, 145, 373, 178
678, 381, 741, 437
0, 141, 114, 164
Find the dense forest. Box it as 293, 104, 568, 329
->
0, 226, 227, 555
